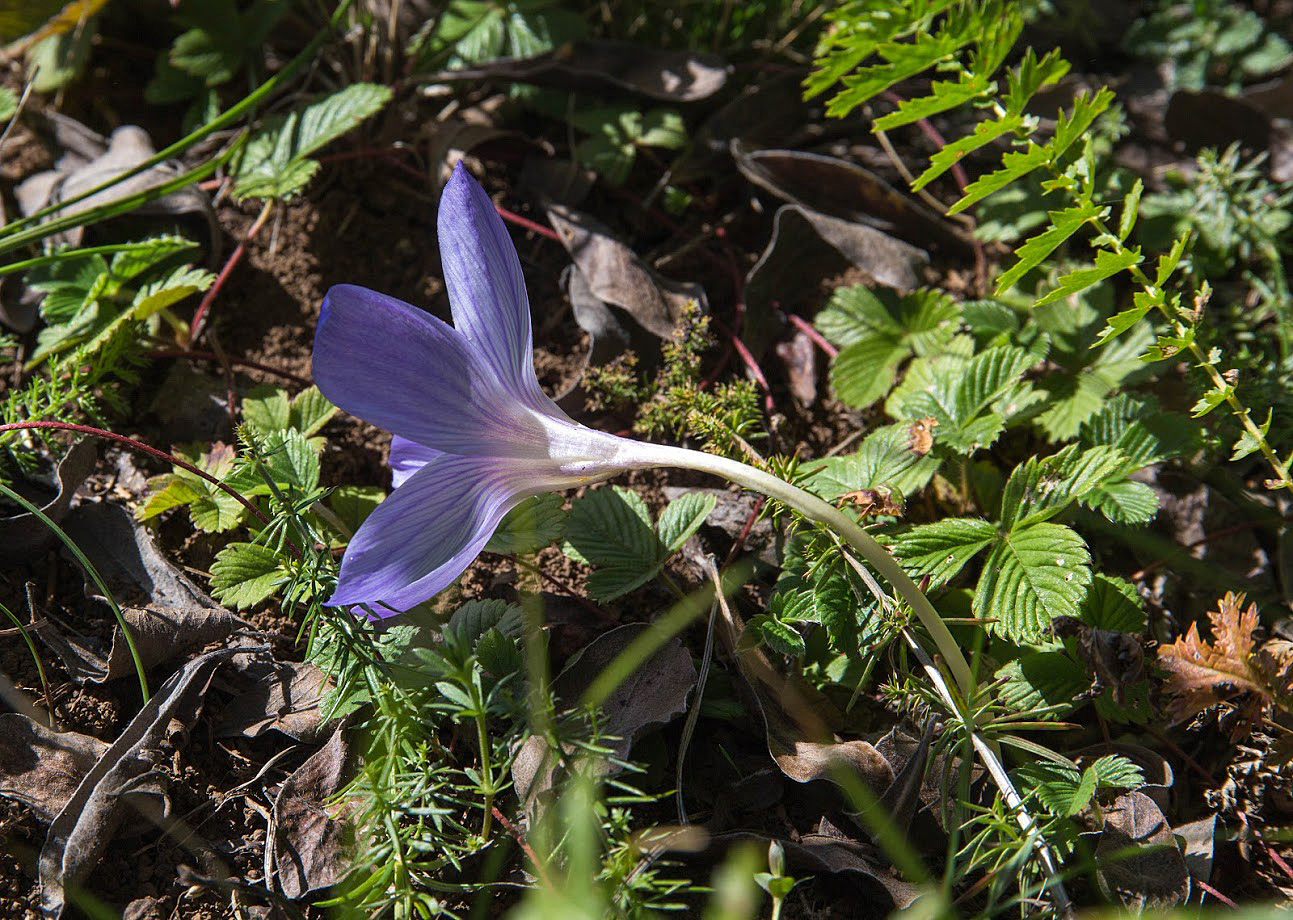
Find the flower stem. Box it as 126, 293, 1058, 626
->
635, 442, 977, 700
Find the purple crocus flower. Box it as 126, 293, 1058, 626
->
311, 164, 974, 704
313, 164, 656, 613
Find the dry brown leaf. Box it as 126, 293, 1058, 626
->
1157, 592, 1272, 732
907, 417, 937, 456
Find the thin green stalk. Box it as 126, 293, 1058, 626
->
0, 599, 54, 722
474, 689, 495, 841
0, 482, 149, 702
635, 443, 978, 700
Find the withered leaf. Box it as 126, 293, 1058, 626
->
1157, 592, 1269, 728
1095, 790, 1190, 908
271, 726, 355, 899
0, 438, 96, 564
0, 714, 109, 823
907, 417, 937, 456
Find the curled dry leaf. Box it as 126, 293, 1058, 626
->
512, 623, 698, 813
1157, 591, 1293, 735
14, 112, 216, 250
1095, 790, 1190, 909
0, 437, 96, 564
37, 502, 241, 682
0, 714, 109, 823
39, 647, 250, 919
270, 726, 355, 899
216, 659, 331, 744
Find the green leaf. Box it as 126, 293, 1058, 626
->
327, 485, 385, 535
1079, 575, 1145, 633
999, 444, 1129, 531
830, 337, 906, 407
948, 142, 1050, 215
1004, 48, 1069, 114
1090, 754, 1144, 791
1093, 290, 1155, 347
914, 114, 1023, 191
0, 87, 17, 122
1231, 409, 1272, 461
873, 73, 989, 131
1118, 179, 1144, 241
744, 614, 806, 658
822, 287, 961, 409
656, 491, 717, 553
242, 385, 291, 433
475, 626, 522, 677
1015, 759, 1096, 816
1050, 88, 1115, 159
995, 203, 1103, 295
210, 542, 283, 609
564, 486, 665, 601
997, 651, 1088, 714
976, 521, 1091, 641
890, 518, 999, 588
902, 345, 1037, 454
486, 493, 567, 555
805, 423, 941, 502
1089, 479, 1158, 524
1191, 382, 1233, 418
1035, 248, 1142, 308
233, 83, 392, 201
447, 598, 523, 648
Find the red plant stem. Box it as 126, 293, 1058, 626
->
722, 495, 766, 570
1195, 880, 1237, 908
491, 806, 550, 886
785, 312, 838, 358
884, 90, 970, 193
0, 420, 282, 540
1266, 843, 1293, 882
148, 347, 312, 387
496, 205, 561, 242
188, 200, 274, 346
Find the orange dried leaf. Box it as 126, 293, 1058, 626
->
1157, 592, 1266, 725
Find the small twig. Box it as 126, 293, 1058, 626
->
148, 347, 312, 387
491, 805, 550, 887
784, 312, 838, 358
189, 199, 274, 345
0, 421, 283, 541
1195, 880, 1238, 907
500, 205, 561, 242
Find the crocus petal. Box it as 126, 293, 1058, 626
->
314, 284, 549, 457
328, 453, 570, 613
438, 164, 555, 416
389, 435, 439, 487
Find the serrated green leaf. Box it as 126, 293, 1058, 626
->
327, 485, 385, 535
475, 626, 522, 677
210, 542, 283, 609
1191, 382, 1233, 418
1155, 234, 1190, 286
816, 285, 900, 346
1118, 179, 1144, 241
1051, 88, 1115, 158
486, 493, 567, 555
243, 385, 291, 433
745, 614, 806, 658
109, 236, 197, 280
914, 114, 1024, 191
996, 203, 1103, 295
1035, 248, 1142, 308
1089, 754, 1144, 791
1004, 48, 1069, 114
814, 576, 860, 655
997, 651, 1088, 714
233, 83, 392, 201
136, 475, 202, 521
1079, 575, 1145, 633
1090, 479, 1159, 524
656, 491, 716, 553
830, 336, 906, 408
1093, 290, 1155, 347
447, 598, 524, 648
976, 521, 1091, 641
890, 518, 999, 588
805, 423, 941, 502
131, 266, 213, 319
948, 142, 1050, 215
289, 386, 337, 437
1000, 444, 1129, 530
1015, 759, 1096, 816
1231, 409, 1272, 461
565, 486, 666, 601
873, 73, 989, 131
